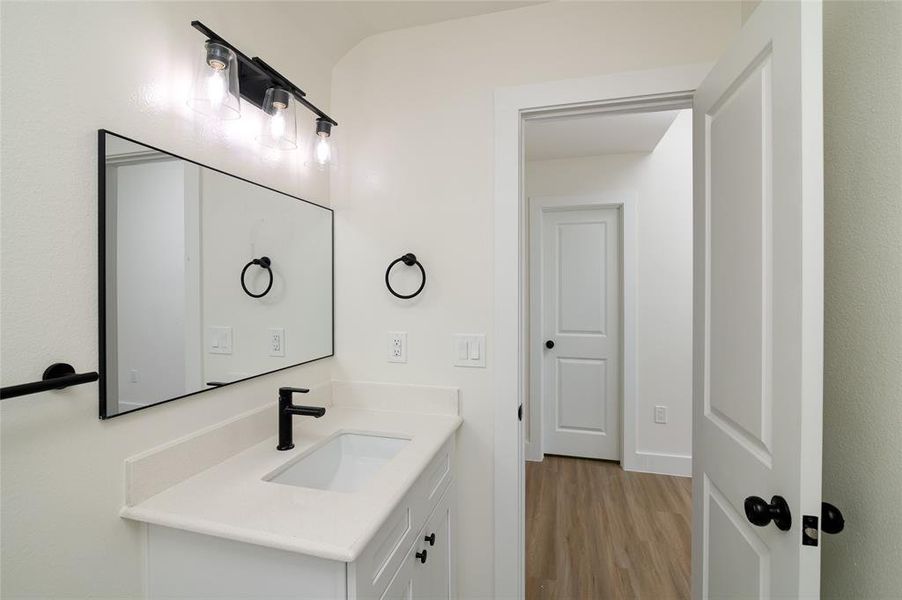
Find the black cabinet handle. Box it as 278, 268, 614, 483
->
744, 495, 792, 531
545, 340, 555, 349
424, 533, 436, 546
822, 502, 845, 534
415, 549, 428, 564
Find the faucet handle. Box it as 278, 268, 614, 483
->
279, 386, 310, 394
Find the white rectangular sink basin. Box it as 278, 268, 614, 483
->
265, 433, 409, 493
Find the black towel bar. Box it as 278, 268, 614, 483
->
0, 363, 99, 400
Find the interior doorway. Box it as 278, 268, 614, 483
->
523, 105, 694, 598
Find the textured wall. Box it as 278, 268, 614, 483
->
0, 2, 334, 596
330, 4, 739, 596
821, 1, 902, 596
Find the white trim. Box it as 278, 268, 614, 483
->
633, 451, 692, 477
526, 194, 637, 467
493, 63, 711, 599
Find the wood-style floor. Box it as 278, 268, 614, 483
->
526, 456, 692, 600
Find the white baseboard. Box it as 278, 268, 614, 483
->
524, 440, 543, 462
623, 451, 691, 477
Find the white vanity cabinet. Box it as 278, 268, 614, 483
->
379, 488, 453, 600
146, 439, 455, 600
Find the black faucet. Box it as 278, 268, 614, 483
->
277, 387, 326, 451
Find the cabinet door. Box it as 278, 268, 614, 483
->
381, 557, 414, 600
413, 488, 453, 599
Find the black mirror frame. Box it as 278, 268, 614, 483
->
97, 129, 334, 420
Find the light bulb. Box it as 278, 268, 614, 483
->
314, 134, 332, 166
270, 109, 286, 139
206, 69, 226, 110
257, 87, 297, 150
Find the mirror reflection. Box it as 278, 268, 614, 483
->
100, 131, 333, 418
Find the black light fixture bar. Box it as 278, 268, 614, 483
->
190, 20, 338, 126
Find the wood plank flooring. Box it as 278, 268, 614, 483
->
526, 456, 692, 600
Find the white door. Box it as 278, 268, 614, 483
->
534, 198, 621, 460
691, 1, 823, 598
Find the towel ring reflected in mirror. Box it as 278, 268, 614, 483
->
241, 256, 273, 298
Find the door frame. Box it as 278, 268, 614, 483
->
492, 63, 710, 599
527, 194, 636, 466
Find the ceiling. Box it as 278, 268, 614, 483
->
261, 1, 546, 67
329, 1, 545, 36
525, 110, 683, 161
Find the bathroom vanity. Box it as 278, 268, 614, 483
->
121, 382, 461, 599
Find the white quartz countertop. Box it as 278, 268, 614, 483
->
120, 406, 462, 562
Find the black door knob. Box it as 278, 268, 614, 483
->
415, 549, 428, 564
822, 502, 845, 534
545, 340, 555, 349
744, 495, 792, 531
424, 532, 436, 546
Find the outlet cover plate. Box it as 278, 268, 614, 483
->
388, 332, 407, 363
269, 328, 286, 357
654, 405, 667, 424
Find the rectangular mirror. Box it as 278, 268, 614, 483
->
98, 130, 333, 418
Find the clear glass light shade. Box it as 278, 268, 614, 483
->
307, 120, 337, 170
257, 88, 298, 150
187, 41, 241, 120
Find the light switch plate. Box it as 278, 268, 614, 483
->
208, 326, 233, 355
453, 334, 486, 368
388, 332, 407, 363
269, 328, 285, 357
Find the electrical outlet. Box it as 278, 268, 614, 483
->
388, 332, 407, 363
654, 405, 667, 424
269, 328, 285, 357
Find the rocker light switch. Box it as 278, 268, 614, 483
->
454, 334, 485, 368
457, 338, 469, 360
208, 326, 233, 355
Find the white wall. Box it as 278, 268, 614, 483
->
0, 3, 335, 597
330, 4, 739, 596
525, 109, 693, 473
821, 1, 902, 596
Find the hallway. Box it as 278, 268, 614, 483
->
526, 456, 691, 599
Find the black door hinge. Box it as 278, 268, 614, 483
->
518, 404, 523, 421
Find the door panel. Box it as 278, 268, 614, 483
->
557, 358, 608, 433
706, 476, 771, 598
692, 1, 823, 598
558, 221, 608, 334
708, 53, 773, 463
538, 203, 621, 460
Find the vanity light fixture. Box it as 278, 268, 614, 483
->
188, 21, 338, 157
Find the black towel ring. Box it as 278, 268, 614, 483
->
241, 256, 273, 298
385, 253, 426, 299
